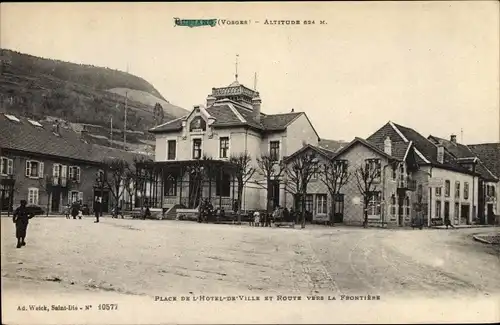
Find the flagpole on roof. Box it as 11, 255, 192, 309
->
124, 63, 129, 149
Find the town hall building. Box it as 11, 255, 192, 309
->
147, 77, 320, 217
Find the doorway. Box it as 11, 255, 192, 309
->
268, 180, 280, 209
487, 204, 494, 225
444, 201, 450, 223
460, 204, 470, 225
333, 194, 344, 223
51, 190, 61, 212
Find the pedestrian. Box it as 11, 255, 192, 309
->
253, 210, 260, 227
249, 211, 254, 227
64, 203, 70, 219
71, 200, 80, 220
13, 200, 34, 248
94, 197, 101, 223
445, 215, 455, 229
260, 211, 266, 227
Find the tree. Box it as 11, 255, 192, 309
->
39, 176, 54, 217
132, 156, 154, 210
319, 159, 350, 225
229, 152, 256, 223
256, 154, 285, 214
102, 157, 130, 210
284, 151, 320, 228
354, 160, 381, 228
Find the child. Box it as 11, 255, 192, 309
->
253, 210, 260, 227
77, 209, 83, 219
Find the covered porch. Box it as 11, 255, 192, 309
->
135, 159, 239, 215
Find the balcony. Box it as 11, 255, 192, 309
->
397, 176, 417, 191
48, 176, 69, 187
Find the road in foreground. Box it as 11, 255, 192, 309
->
2, 218, 499, 299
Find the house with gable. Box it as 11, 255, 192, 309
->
147, 78, 320, 214
366, 122, 480, 226
467, 142, 500, 223
0, 113, 148, 215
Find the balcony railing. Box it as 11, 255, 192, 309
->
398, 177, 417, 191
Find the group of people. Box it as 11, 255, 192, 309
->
250, 206, 298, 227
64, 201, 85, 220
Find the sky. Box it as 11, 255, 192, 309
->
1, 2, 499, 144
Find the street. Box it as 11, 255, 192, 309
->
2, 217, 499, 299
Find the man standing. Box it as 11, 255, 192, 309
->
13, 200, 34, 248
94, 197, 101, 223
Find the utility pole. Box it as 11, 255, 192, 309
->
460, 128, 464, 143
235, 54, 239, 81
254, 72, 257, 91
124, 63, 129, 148
124, 92, 128, 147
110, 116, 113, 148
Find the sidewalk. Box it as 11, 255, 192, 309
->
433, 224, 496, 230
473, 232, 500, 245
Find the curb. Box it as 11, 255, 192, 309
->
473, 235, 493, 244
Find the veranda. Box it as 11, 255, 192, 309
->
135, 159, 239, 217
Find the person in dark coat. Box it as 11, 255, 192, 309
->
94, 197, 101, 223
71, 201, 80, 219
13, 200, 34, 248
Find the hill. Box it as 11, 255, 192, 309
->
0, 49, 188, 150
108, 88, 188, 118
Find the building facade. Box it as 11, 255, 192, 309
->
148, 79, 320, 213
0, 113, 148, 214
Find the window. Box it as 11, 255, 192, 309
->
192, 139, 202, 159
164, 175, 177, 196
444, 180, 450, 197
455, 181, 460, 199
367, 191, 381, 217
390, 194, 397, 217
404, 196, 410, 216
316, 194, 327, 214
1, 157, 13, 175
365, 159, 381, 182
487, 185, 496, 198
69, 166, 81, 182
436, 200, 441, 218
454, 202, 460, 222
435, 187, 442, 197
392, 163, 397, 180
219, 137, 229, 158
28, 187, 39, 205
69, 191, 80, 203
269, 141, 280, 161
167, 140, 176, 160
216, 172, 231, 197
25, 160, 43, 178
464, 182, 469, 200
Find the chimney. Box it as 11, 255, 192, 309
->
252, 92, 261, 122
437, 145, 444, 164
291, 108, 295, 112
384, 136, 392, 156
52, 120, 60, 135
206, 94, 216, 107
450, 134, 457, 143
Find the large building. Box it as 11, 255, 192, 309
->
282, 121, 493, 227
147, 78, 320, 215
0, 113, 147, 214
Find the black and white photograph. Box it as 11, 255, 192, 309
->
1, 2, 499, 324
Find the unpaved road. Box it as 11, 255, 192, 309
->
2, 218, 499, 299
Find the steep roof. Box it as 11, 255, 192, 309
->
149, 100, 316, 138
333, 137, 402, 161
366, 121, 476, 175
0, 113, 147, 165
468, 143, 500, 179
283, 144, 335, 163
318, 138, 348, 153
